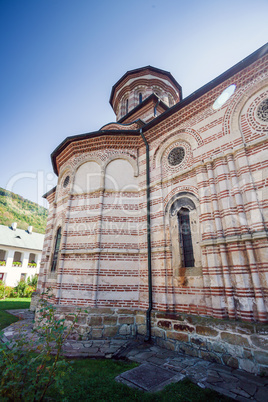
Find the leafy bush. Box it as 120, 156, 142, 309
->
0, 290, 79, 401
3, 286, 13, 298
0, 282, 14, 299
14, 279, 27, 297
0, 260, 6, 266
0, 281, 6, 299
27, 274, 38, 288
0, 275, 38, 299
8, 288, 19, 298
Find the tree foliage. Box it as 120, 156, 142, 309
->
0, 187, 47, 234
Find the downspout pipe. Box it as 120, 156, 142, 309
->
140, 128, 153, 341
154, 97, 161, 117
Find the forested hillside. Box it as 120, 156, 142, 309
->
0, 188, 48, 234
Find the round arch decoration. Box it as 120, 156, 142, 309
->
153, 128, 203, 169
103, 154, 139, 177
164, 186, 199, 212
223, 74, 268, 138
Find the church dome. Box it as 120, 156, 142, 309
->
109, 66, 182, 123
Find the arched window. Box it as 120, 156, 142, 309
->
168, 195, 200, 274
139, 93, 142, 104
51, 227, 61, 272
177, 208, 195, 267
126, 99, 129, 114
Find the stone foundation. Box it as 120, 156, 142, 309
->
149, 311, 268, 376
29, 292, 39, 311
33, 303, 268, 376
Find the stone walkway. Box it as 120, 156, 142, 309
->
1, 309, 268, 401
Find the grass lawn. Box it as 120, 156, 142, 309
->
47, 359, 231, 402
0, 297, 31, 330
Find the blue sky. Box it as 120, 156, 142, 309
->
0, 0, 267, 208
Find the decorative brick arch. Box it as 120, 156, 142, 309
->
153, 129, 203, 169
104, 154, 139, 177
72, 156, 103, 174
55, 165, 73, 202
164, 186, 199, 212
58, 165, 73, 186
223, 74, 268, 137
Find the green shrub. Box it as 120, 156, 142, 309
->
0, 290, 79, 401
14, 280, 28, 297
0, 260, 6, 266
27, 274, 38, 288
0, 281, 14, 299
0, 281, 6, 299
3, 286, 13, 298
9, 288, 19, 298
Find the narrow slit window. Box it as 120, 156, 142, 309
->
178, 208, 194, 267
139, 93, 142, 104
51, 227, 62, 272
126, 99, 128, 114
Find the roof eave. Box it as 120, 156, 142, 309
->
109, 65, 182, 107
51, 129, 140, 175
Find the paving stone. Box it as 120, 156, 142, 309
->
116, 363, 184, 392
147, 355, 168, 366
232, 388, 251, 398
254, 386, 268, 402
132, 351, 155, 362
163, 362, 184, 372
206, 375, 223, 384
236, 396, 252, 402
234, 370, 268, 386
204, 383, 238, 400
239, 381, 257, 396
210, 363, 234, 374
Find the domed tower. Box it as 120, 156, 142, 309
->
109, 66, 182, 123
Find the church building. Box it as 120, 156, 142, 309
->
36, 43, 268, 375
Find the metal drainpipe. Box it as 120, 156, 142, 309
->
140, 128, 152, 341
154, 98, 161, 117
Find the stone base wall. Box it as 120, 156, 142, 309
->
30, 292, 40, 311
147, 311, 268, 376
35, 305, 145, 340
34, 304, 268, 376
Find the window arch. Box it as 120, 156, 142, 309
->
178, 207, 195, 267
51, 227, 62, 272
167, 193, 201, 277
126, 99, 129, 114
139, 92, 142, 104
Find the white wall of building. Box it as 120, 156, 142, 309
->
0, 245, 42, 287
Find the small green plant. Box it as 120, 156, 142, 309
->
27, 274, 38, 288
12, 261, 22, 267
0, 260, 6, 266
14, 279, 28, 297
0, 289, 79, 401
0, 281, 6, 299
28, 260, 37, 267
